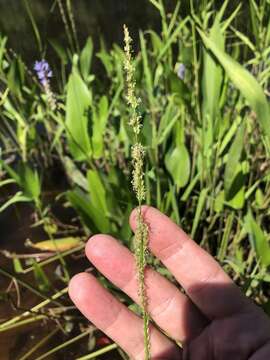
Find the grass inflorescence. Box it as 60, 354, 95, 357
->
123, 24, 150, 359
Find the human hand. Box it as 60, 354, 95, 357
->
69, 206, 270, 359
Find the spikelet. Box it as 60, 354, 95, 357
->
123, 24, 150, 360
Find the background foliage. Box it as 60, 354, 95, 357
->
0, 0, 270, 358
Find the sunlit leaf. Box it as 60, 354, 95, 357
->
66, 69, 92, 161
165, 144, 190, 188
198, 28, 270, 149
244, 211, 270, 267
28, 237, 82, 252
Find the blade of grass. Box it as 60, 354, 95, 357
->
33, 328, 92, 360
0, 287, 67, 330
197, 27, 270, 152
22, 0, 42, 53
19, 328, 60, 360
76, 344, 118, 360
218, 212, 234, 261
191, 188, 208, 239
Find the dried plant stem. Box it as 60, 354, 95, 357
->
123, 24, 150, 359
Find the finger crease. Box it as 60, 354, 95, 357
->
157, 236, 189, 263
151, 288, 179, 318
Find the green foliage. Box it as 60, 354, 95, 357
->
66, 68, 92, 161
245, 210, 270, 267
165, 144, 190, 189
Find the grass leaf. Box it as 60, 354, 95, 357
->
198, 27, 270, 150
244, 211, 270, 267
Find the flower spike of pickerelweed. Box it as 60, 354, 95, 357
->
123, 24, 150, 360
34, 60, 56, 110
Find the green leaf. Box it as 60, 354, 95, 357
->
244, 211, 270, 267
66, 69, 92, 161
158, 111, 179, 145
0, 192, 31, 213
0, 36, 7, 69
7, 57, 24, 98
147, 30, 163, 55
49, 39, 68, 64
0, 160, 20, 184
165, 144, 190, 188
87, 169, 107, 214
92, 96, 108, 158
97, 46, 113, 76
214, 190, 225, 213
33, 260, 51, 292
80, 37, 93, 81
191, 188, 208, 239
67, 188, 110, 233
224, 124, 245, 198
227, 183, 245, 210
19, 164, 41, 203
202, 18, 224, 129
63, 156, 88, 191
13, 258, 24, 273
169, 72, 191, 104
198, 28, 270, 149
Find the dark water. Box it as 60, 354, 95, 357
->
0, 0, 252, 68
0, 0, 163, 64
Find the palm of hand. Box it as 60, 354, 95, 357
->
183, 305, 270, 359
69, 207, 270, 359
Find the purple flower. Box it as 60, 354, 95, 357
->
177, 63, 186, 80
34, 60, 53, 86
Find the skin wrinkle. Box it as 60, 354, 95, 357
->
154, 234, 189, 263
186, 266, 221, 301
103, 300, 127, 333
119, 256, 138, 291
150, 286, 180, 318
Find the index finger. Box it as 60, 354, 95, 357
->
130, 206, 250, 319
